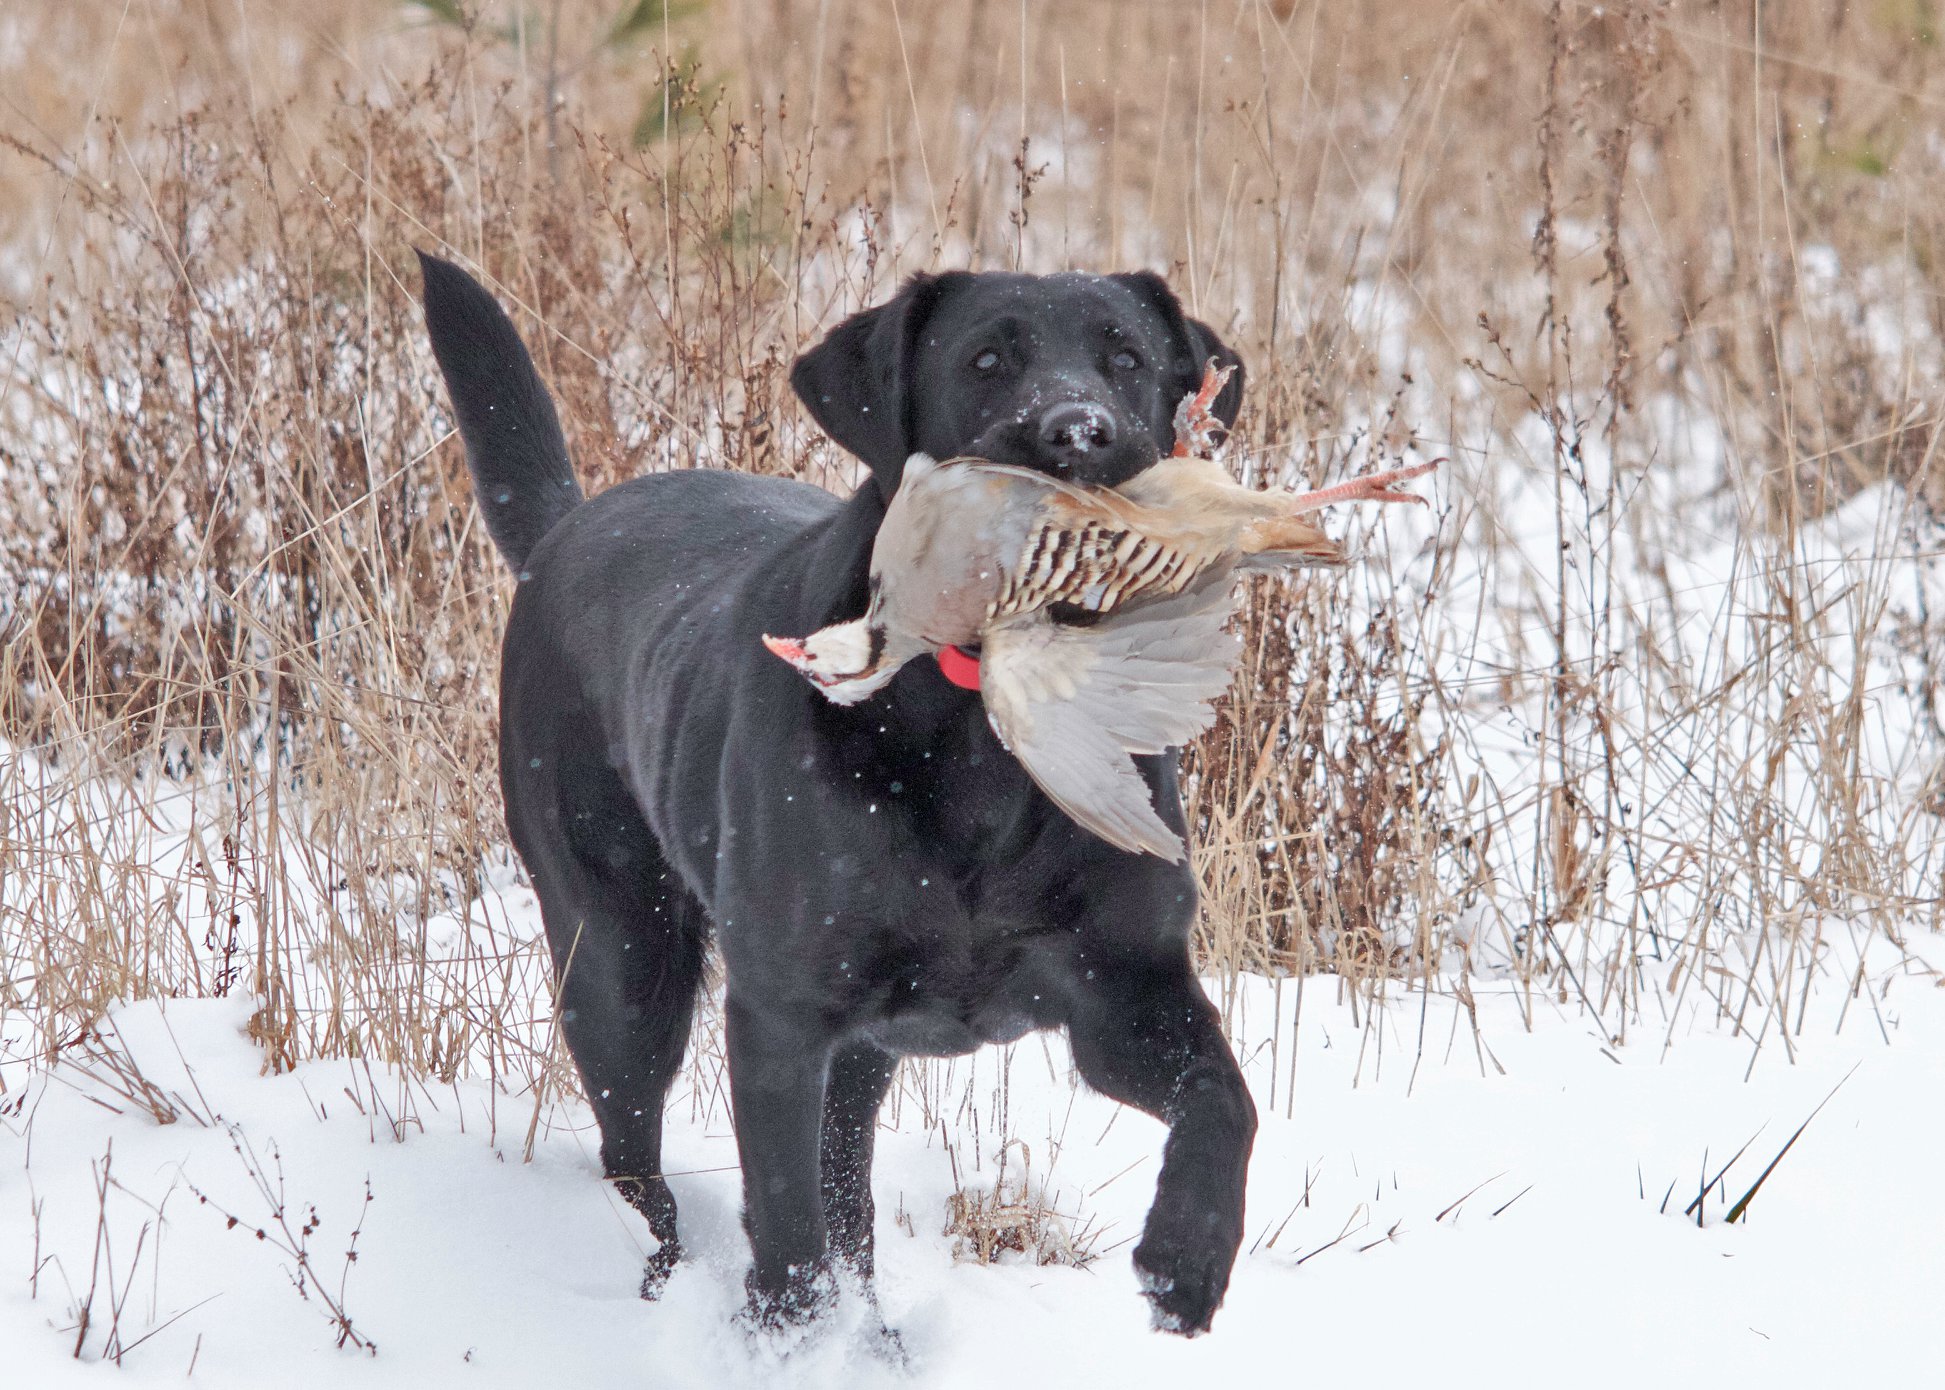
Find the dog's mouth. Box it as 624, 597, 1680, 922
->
961, 418, 1162, 488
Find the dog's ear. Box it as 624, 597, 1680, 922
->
1111, 270, 1247, 447
791, 272, 963, 496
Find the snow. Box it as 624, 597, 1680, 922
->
6, 901, 1941, 1386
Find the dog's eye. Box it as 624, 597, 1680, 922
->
1110, 349, 1142, 371
971, 349, 1001, 373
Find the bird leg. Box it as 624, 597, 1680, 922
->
1280, 457, 1441, 514
1170, 360, 1238, 460
1169, 363, 1440, 514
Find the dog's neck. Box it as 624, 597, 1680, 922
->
798, 482, 886, 634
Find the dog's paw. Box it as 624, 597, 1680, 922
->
638, 1240, 679, 1301
1132, 1224, 1234, 1336
737, 1261, 840, 1338
861, 1318, 911, 1371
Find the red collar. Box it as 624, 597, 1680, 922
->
936, 645, 982, 690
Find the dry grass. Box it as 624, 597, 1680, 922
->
3, 0, 1943, 1125
941, 1137, 1100, 1270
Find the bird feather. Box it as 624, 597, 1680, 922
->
981, 572, 1244, 861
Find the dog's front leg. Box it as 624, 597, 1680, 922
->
725, 994, 838, 1327
1067, 955, 1257, 1335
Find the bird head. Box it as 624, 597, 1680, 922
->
761, 619, 896, 706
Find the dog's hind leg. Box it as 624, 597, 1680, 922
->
519, 794, 708, 1297
819, 1041, 897, 1282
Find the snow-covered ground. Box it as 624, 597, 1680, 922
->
6, 911, 1940, 1387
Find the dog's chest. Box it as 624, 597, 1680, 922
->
840, 893, 1071, 1057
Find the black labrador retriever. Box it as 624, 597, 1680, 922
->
418, 254, 1257, 1336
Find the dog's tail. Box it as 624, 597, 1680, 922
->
418, 251, 584, 572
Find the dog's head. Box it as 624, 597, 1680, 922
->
790, 270, 1243, 496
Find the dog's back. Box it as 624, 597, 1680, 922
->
419, 255, 851, 902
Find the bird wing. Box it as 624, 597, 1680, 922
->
981, 571, 1245, 861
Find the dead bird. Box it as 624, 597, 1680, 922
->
762, 445, 1437, 859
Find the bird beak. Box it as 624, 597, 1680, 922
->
762, 633, 811, 670
763, 633, 855, 693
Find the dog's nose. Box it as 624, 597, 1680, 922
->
1037, 402, 1116, 460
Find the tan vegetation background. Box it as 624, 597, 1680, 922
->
3, 1, 1942, 1095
